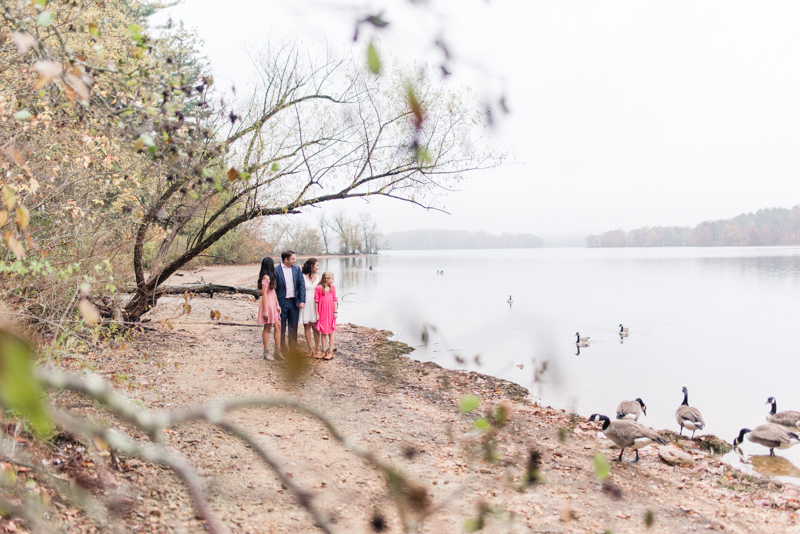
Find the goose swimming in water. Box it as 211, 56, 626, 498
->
619, 324, 629, 337
675, 387, 705, 438
587, 414, 667, 462
765, 397, 800, 428
507, 295, 513, 304
734, 425, 800, 456
575, 332, 589, 347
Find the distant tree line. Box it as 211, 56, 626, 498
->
143, 209, 383, 267
386, 229, 544, 250
586, 206, 800, 247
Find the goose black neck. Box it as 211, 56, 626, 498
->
619, 325, 624, 332
636, 398, 644, 408
596, 415, 610, 430
769, 399, 777, 415
681, 390, 689, 406
734, 428, 751, 445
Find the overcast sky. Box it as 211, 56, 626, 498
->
153, 1, 800, 242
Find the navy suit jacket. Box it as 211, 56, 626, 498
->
275, 264, 305, 309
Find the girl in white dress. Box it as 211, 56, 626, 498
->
299, 258, 321, 358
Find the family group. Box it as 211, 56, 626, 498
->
256, 251, 338, 361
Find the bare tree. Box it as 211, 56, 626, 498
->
282, 222, 323, 255
124, 44, 496, 320
316, 212, 332, 254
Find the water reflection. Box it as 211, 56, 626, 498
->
325, 247, 800, 473
724, 448, 800, 486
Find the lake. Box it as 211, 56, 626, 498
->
318, 247, 800, 470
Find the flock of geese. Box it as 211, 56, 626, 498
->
590, 386, 800, 462
588, 386, 704, 463
577, 325, 800, 462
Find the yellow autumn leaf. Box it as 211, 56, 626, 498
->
15, 204, 29, 230
78, 299, 100, 325
227, 168, 239, 182
0, 210, 7, 227
2, 187, 16, 210
4, 232, 25, 259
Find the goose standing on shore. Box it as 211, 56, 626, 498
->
575, 332, 589, 347
616, 398, 647, 421
587, 414, 667, 462
675, 386, 705, 438
618, 324, 629, 337
765, 397, 800, 428
734, 425, 800, 456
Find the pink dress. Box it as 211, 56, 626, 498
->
314, 284, 337, 334
258, 279, 281, 325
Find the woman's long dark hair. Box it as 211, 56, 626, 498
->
257, 257, 277, 290
301, 258, 318, 276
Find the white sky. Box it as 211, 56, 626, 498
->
153, 1, 800, 242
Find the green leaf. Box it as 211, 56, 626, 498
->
0, 331, 50, 435
87, 22, 99, 37
125, 24, 142, 39
201, 168, 214, 178
139, 134, 155, 147
271, 163, 280, 172
593, 452, 610, 481
367, 42, 381, 74
36, 11, 52, 27
33, 0, 47, 9
463, 519, 478, 532
459, 394, 480, 414
13, 110, 32, 121
473, 417, 489, 431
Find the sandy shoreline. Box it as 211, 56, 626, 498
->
8, 285, 793, 534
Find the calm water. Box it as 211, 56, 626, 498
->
319, 247, 800, 470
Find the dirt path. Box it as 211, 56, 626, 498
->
32, 284, 800, 533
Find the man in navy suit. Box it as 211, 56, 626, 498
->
275, 249, 305, 357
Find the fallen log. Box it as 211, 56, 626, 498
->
155, 284, 261, 298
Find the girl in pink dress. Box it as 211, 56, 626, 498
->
314, 271, 338, 360
257, 257, 282, 361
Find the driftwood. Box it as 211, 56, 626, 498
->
155, 284, 261, 298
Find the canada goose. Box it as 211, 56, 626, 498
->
765, 397, 800, 428
507, 295, 513, 304
616, 398, 647, 421
619, 324, 629, 337
587, 414, 667, 462
369, 266, 373, 270
734, 425, 800, 456
675, 387, 705, 438
575, 332, 589, 346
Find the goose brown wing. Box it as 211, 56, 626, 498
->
616, 400, 640, 419
770, 411, 800, 427
677, 406, 704, 425
631, 422, 667, 443
754, 424, 795, 445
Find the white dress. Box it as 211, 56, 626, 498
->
298, 274, 319, 325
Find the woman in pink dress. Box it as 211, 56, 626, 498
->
314, 271, 338, 360
257, 257, 282, 361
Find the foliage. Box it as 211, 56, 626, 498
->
0, 0, 497, 325
587, 205, 800, 247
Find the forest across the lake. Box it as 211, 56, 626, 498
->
587, 205, 800, 247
